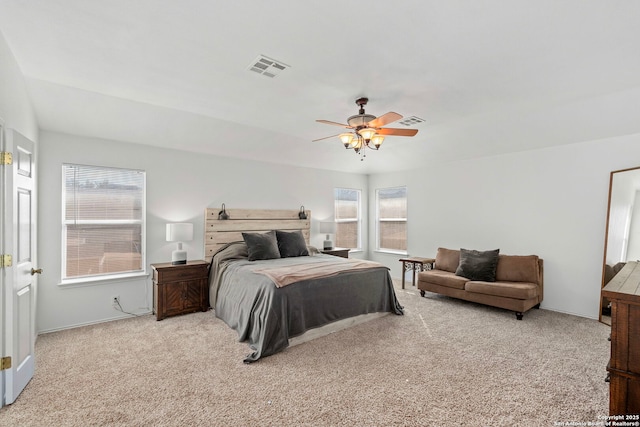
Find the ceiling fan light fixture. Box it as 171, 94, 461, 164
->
371, 134, 385, 148
339, 133, 354, 148
358, 127, 377, 141
347, 114, 376, 127
349, 134, 363, 150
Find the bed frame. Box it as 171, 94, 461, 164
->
204, 208, 311, 262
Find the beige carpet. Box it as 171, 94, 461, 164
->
0, 285, 610, 426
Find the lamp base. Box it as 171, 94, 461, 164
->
323, 240, 333, 250
171, 249, 187, 265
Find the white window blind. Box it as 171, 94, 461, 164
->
334, 188, 361, 250
62, 164, 145, 281
376, 186, 407, 252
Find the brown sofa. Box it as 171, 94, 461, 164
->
417, 248, 543, 320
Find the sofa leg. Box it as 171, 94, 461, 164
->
420, 290, 425, 297
515, 312, 523, 320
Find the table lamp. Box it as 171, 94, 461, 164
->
166, 223, 193, 265
319, 221, 337, 250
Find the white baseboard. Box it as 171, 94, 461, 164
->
38, 310, 153, 335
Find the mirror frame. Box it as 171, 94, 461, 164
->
600, 166, 640, 324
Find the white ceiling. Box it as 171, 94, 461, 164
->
1, 0, 640, 174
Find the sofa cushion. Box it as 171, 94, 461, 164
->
495, 255, 540, 283
435, 247, 460, 273
465, 280, 539, 300
419, 270, 468, 290
455, 248, 500, 282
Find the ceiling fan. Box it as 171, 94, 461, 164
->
313, 97, 418, 159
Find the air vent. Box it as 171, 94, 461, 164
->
397, 116, 425, 127
247, 55, 290, 78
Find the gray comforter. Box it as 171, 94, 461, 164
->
209, 242, 404, 363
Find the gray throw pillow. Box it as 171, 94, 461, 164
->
455, 248, 500, 282
275, 230, 309, 258
242, 230, 281, 261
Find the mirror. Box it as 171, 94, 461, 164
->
600, 166, 640, 325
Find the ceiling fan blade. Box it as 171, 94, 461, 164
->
376, 128, 418, 137
367, 112, 402, 128
316, 119, 351, 128
312, 133, 341, 142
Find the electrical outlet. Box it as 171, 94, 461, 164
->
112, 296, 120, 307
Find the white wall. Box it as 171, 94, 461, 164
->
369, 132, 640, 319
37, 131, 369, 332
0, 30, 38, 140
38, 129, 640, 328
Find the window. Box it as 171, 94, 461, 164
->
334, 188, 361, 250
376, 186, 407, 253
62, 164, 146, 281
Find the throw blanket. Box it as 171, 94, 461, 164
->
253, 259, 384, 288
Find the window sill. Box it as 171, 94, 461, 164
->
59, 271, 149, 288
374, 249, 408, 256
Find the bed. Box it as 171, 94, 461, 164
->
205, 208, 404, 363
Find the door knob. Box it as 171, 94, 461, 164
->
30, 268, 42, 275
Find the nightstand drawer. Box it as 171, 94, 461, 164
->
154, 265, 207, 282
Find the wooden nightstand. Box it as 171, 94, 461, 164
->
152, 260, 209, 321
321, 248, 350, 258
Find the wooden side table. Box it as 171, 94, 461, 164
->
321, 248, 350, 258
152, 260, 209, 321
399, 257, 435, 289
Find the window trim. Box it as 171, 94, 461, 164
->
375, 186, 408, 255
58, 271, 149, 288
60, 163, 147, 285
334, 187, 362, 251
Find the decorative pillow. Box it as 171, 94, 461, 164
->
455, 248, 500, 282
275, 230, 309, 258
242, 230, 281, 261
435, 247, 461, 273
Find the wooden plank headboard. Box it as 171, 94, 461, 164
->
204, 208, 311, 261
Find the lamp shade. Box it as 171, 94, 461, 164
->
166, 223, 193, 242
339, 133, 354, 148
319, 221, 337, 234
371, 134, 385, 148
358, 127, 377, 141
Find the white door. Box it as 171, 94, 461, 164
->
1, 127, 38, 406
0, 121, 4, 406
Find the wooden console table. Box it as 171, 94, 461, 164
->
399, 257, 435, 289
601, 260, 640, 416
